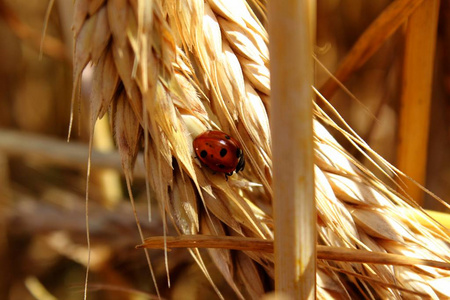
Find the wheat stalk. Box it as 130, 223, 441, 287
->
268, 0, 316, 297
72, 0, 450, 299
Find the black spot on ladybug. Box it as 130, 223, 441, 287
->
220, 148, 227, 157
225, 135, 230, 139
218, 164, 225, 169
236, 148, 241, 158
200, 150, 207, 158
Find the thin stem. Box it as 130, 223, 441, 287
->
268, 0, 316, 298
396, 0, 440, 205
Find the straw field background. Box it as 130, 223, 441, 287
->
0, 0, 449, 299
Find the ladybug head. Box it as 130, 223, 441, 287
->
235, 149, 245, 174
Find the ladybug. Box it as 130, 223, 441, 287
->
193, 130, 245, 179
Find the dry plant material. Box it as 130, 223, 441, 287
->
319, 0, 425, 100
0, 1, 68, 61
396, 0, 440, 205
72, 0, 450, 299
139, 235, 450, 270
0, 128, 146, 177
268, 0, 316, 297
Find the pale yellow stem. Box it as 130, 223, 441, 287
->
268, 0, 316, 298
396, 0, 440, 205
93, 116, 123, 208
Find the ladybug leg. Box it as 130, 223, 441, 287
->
225, 172, 233, 181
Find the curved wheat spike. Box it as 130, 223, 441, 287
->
73, 1, 450, 299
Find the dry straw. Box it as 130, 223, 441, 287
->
268, 0, 316, 298
72, 0, 450, 299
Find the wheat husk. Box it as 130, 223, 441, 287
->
73, 0, 450, 299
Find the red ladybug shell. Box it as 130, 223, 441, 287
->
193, 130, 245, 176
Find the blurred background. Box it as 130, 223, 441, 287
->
0, 0, 448, 299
